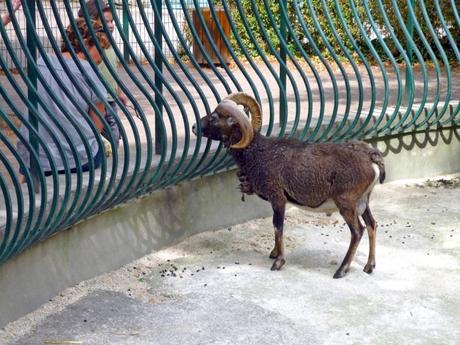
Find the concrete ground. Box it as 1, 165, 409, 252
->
0, 174, 459, 345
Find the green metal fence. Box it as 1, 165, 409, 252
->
0, 0, 459, 265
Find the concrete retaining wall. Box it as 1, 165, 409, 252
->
1, 127, 459, 327
373, 128, 460, 181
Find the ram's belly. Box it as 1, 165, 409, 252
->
289, 198, 338, 216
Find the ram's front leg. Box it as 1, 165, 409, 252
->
270, 201, 286, 271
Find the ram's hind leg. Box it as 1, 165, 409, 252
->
362, 206, 377, 274
270, 202, 286, 270
334, 203, 365, 279
269, 245, 279, 259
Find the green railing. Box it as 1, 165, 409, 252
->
0, 0, 459, 265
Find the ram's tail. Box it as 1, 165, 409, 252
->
343, 141, 386, 183
370, 149, 385, 183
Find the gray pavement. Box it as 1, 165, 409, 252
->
1, 174, 459, 345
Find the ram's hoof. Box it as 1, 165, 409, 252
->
333, 269, 347, 279
363, 263, 376, 274
269, 248, 279, 259
270, 258, 285, 271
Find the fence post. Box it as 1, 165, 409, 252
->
26, 0, 39, 192
279, 0, 288, 129
122, 1, 130, 63
154, 0, 163, 154
405, 0, 415, 106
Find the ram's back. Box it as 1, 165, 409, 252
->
236, 137, 382, 205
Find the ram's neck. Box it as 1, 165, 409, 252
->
228, 132, 265, 169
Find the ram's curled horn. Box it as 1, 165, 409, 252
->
229, 110, 253, 149
224, 92, 262, 133
216, 100, 254, 149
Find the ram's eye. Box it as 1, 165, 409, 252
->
226, 117, 235, 126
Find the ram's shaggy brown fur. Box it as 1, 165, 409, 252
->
194, 96, 385, 278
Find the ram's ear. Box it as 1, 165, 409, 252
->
224, 92, 263, 133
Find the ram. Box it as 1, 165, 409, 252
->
192, 93, 385, 278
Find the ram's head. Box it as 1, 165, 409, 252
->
192, 92, 262, 149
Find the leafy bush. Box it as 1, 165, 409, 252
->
225, 0, 458, 62
367, 0, 458, 61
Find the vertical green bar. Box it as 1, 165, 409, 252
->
279, 0, 287, 127
123, 1, 130, 63
154, 0, 163, 154
26, 0, 39, 191
405, 0, 415, 105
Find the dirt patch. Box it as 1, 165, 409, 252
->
420, 177, 460, 189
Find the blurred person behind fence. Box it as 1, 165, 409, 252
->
17, 18, 111, 180
79, 0, 127, 146
1, 0, 21, 26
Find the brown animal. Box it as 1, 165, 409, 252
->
192, 92, 385, 278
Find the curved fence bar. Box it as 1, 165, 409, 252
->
0, 0, 459, 265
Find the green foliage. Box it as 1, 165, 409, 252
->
293, 0, 368, 58
226, 0, 459, 62
229, 0, 282, 57
228, 0, 369, 60
367, 0, 458, 61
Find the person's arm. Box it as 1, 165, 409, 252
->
1, 0, 22, 26
89, 102, 105, 132
90, 102, 112, 157
102, 48, 128, 105
117, 86, 128, 105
